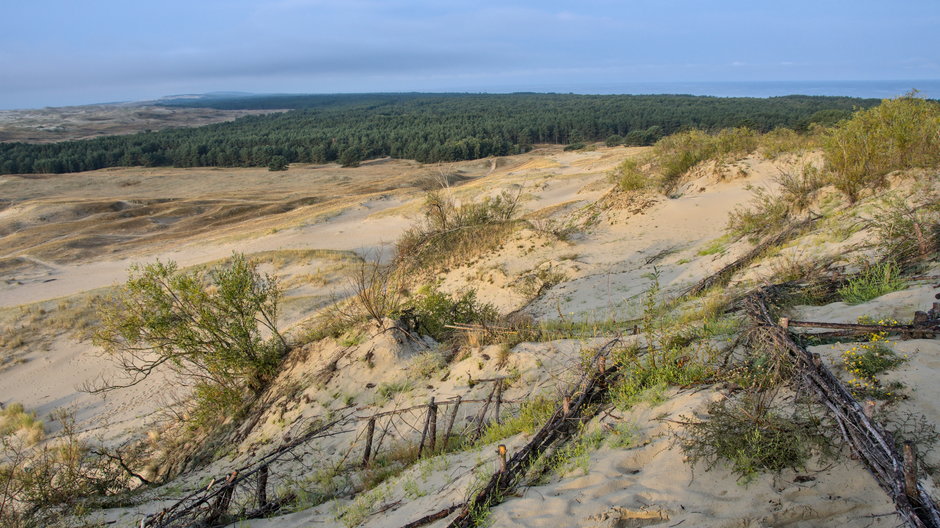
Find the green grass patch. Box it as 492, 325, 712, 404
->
838, 262, 906, 304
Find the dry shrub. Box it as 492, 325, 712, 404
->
395, 190, 522, 274
871, 188, 940, 264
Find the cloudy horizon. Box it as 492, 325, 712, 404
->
3, 0, 939, 109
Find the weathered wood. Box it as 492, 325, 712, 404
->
205, 471, 238, 525
362, 417, 376, 467
442, 396, 461, 450
447, 338, 622, 528
418, 398, 434, 458
256, 465, 268, 508
399, 504, 464, 528
687, 217, 817, 296
472, 384, 498, 440
904, 442, 919, 503
785, 319, 937, 335
494, 380, 503, 425
428, 398, 438, 454
745, 287, 940, 528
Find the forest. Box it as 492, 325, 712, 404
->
0, 93, 878, 174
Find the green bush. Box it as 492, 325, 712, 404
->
396, 285, 499, 343
823, 94, 940, 201
681, 394, 826, 484
871, 189, 940, 263
93, 253, 286, 424
838, 262, 906, 305
605, 135, 624, 147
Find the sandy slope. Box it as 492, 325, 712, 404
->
3, 145, 938, 528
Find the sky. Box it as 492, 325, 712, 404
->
2, 0, 939, 109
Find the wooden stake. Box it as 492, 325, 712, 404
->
418, 398, 434, 458
903, 442, 919, 503
428, 398, 438, 454
256, 464, 268, 507
362, 417, 376, 467
563, 396, 570, 416
473, 384, 497, 440
779, 317, 790, 329
442, 396, 461, 451
494, 380, 504, 425
497, 444, 507, 473
598, 355, 606, 373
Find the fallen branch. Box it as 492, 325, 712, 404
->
687, 217, 818, 297
447, 338, 623, 527
744, 287, 940, 528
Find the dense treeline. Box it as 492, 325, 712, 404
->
0, 93, 876, 174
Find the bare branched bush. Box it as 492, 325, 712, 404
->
395, 189, 522, 273
871, 188, 940, 264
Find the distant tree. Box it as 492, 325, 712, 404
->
268, 155, 288, 171
605, 134, 624, 147
339, 146, 364, 167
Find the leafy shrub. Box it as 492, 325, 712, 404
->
93, 253, 285, 425
605, 134, 624, 147
396, 285, 499, 343
838, 262, 906, 305
681, 394, 826, 484
823, 94, 940, 201
1, 411, 128, 527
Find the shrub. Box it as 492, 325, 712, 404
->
871, 189, 940, 264
758, 127, 815, 159
396, 285, 499, 343
841, 329, 905, 400
267, 155, 288, 171
823, 93, 940, 201
653, 128, 759, 192
92, 253, 285, 424
563, 141, 586, 151
681, 394, 826, 484
726, 164, 824, 242
1, 411, 127, 526
610, 157, 650, 192
838, 262, 906, 305
605, 134, 624, 147
395, 190, 521, 273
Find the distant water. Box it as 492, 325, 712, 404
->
494, 80, 940, 100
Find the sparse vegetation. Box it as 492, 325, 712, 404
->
395, 190, 522, 274
837, 262, 906, 305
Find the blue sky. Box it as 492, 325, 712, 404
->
2, 0, 938, 109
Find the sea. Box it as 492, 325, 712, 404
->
487, 80, 940, 100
